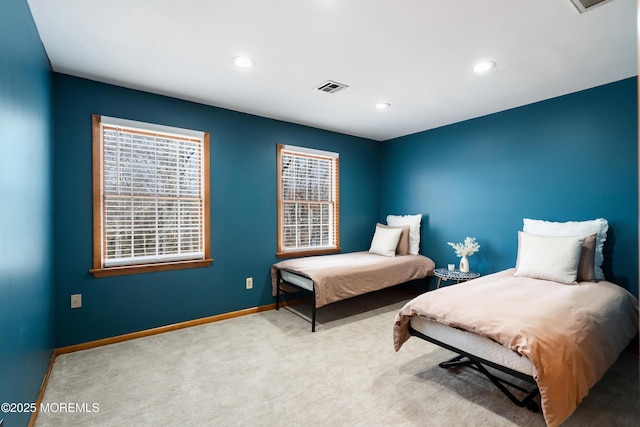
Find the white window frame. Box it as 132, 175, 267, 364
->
91, 115, 212, 277
277, 144, 340, 257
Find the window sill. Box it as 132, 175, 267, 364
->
90, 259, 213, 278
276, 248, 341, 259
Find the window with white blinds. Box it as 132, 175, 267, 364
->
91, 115, 211, 276
277, 144, 340, 256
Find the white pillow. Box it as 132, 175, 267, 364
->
514, 232, 585, 285
369, 225, 403, 257
523, 218, 608, 280
387, 214, 421, 255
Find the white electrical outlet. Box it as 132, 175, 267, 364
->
71, 294, 82, 309
245, 277, 253, 289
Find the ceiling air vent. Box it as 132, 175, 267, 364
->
314, 80, 349, 94
570, 0, 615, 13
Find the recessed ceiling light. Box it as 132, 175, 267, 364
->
375, 103, 391, 110
473, 61, 496, 73
232, 56, 255, 68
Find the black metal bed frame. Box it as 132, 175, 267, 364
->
409, 325, 541, 413
275, 269, 431, 332
275, 269, 319, 332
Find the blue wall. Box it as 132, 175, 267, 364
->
2, 3, 636, 423
381, 78, 638, 296
0, 0, 54, 425
50, 75, 640, 346
52, 74, 381, 347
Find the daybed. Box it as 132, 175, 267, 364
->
272, 216, 435, 331
393, 219, 639, 427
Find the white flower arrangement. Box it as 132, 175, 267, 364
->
447, 237, 480, 257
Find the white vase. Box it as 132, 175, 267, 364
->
459, 256, 469, 273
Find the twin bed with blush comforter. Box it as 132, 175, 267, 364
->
393, 218, 639, 427
272, 251, 435, 331
272, 215, 435, 331
394, 269, 638, 427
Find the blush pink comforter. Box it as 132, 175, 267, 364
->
393, 269, 638, 427
272, 251, 435, 308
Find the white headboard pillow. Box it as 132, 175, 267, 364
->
387, 214, 422, 255
376, 223, 410, 255
523, 218, 608, 280
514, 232, 585, 285
369, 224, 403, 257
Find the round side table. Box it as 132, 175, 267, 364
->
434, 268, 480, 289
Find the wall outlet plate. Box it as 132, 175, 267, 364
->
71, 293, 82, 309
245, 277, 253, 289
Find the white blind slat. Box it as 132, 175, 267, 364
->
280, 147, 338, 251
101, 120, 205, 267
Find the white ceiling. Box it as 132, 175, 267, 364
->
28, 0, 637, 141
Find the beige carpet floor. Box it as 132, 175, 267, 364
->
35, 287, 638, 426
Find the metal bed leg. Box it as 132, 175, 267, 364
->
471, 360, 540, 412
311, 288, 316, 332
274, 269, 317, 332
275, 271, 281, 311
410, 326, 540, 413
438, 354, 540, 412
439, 355, 473, 369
